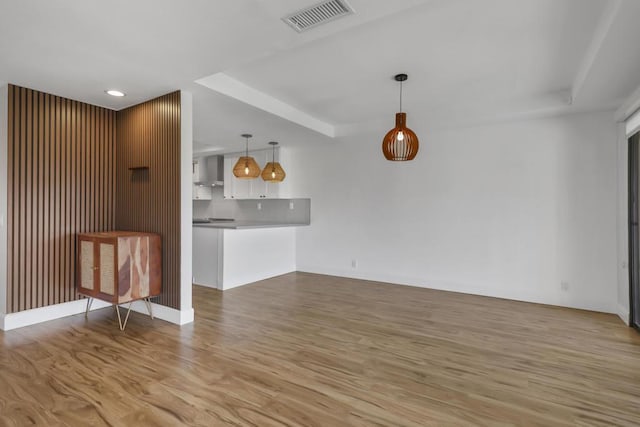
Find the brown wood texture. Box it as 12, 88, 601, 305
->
0, 273, 639, 426
76, 231, 162, 304
6, 85, 115, 313
115, 92, 181, 309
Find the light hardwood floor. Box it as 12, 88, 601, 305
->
0, 272, 639, 426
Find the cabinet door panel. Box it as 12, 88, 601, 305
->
193, 184, 212, 200
80, 240, 95, 290
265, 181, 280, 199
250, 177, 267, 199
235, 178, 251, 199
100, 243, 116, 295
192, 161, 199, 182
252, 151, 267, 199
224, 157, 235, 199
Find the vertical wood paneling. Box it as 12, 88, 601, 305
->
6, 85, 116, 313
115, 92, 181, 310
7, 85, 14, 312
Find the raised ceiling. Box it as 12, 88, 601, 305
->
1, 0, 639, 153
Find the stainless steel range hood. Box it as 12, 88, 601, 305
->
194, 155, 224, 187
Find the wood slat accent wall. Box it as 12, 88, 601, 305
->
115, 92, 181, 310
6, 85, 116, 313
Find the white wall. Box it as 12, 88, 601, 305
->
179, 91, 194, 324
292, 111, 619, 313
0, 85, 7, 320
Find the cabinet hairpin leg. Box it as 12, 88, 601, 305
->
144, 298, 154, 319
85, 297, 93, 318
115, 302, 134, 331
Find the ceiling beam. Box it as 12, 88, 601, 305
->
615, 81, 640, 122
195, 73, 336, 138
570, 0, 622, 104
335, 90, 620, 137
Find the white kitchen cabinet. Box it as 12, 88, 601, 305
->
234, 179, 252, 199
224, 153, 258, 199
223, 157, 234, 199
193, 183, 212, 200
192, 161, 198, 182
250, 152, 268, 198
223, 149, 285, 199
265, 182, 280, 199
192, 157, 208, 183
223, 156, 250, 199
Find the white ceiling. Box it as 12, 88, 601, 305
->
1, 0, 639, 153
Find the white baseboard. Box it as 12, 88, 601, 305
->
1, 298, 111, 331
617, 304, 630, 326
0, 299, 195, 331
297, 265, 618, 315
128, 300, 195, 325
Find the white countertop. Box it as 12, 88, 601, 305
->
193, 221, 309, 229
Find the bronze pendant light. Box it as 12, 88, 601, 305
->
382, 73, 419, 161
261, 141, 286, 182
233, 133, 261, 179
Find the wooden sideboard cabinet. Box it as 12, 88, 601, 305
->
77, 231, 161, 329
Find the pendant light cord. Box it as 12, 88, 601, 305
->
399, 80, 403, 113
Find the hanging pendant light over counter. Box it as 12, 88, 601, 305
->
233, 133, 261, 179
261, 141, 286, 182
382, 74, 419, 161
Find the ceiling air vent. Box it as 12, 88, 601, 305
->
282, 0, 355, 33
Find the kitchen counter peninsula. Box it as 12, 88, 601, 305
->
193, 222, 306, 290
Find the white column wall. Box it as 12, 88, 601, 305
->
179, 90, 194, 322
0, 85, 8, 324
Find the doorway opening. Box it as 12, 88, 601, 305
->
628, 132, 640, 331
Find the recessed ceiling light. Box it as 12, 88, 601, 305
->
105, 89, 125, 97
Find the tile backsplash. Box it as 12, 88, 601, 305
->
193, 187, 310, 224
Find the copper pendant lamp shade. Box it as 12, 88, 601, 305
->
233, 134, 261, 179
382, 74, 419, 161
261, 142, 286, 182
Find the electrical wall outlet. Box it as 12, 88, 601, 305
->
257, 202, 262, 210
289, 201, 294, 210
561, 281, 569, 292
351, 259, 357, 268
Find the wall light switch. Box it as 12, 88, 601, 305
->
257, 202, 262, 211
0, 214, 3, 227
289, 201, 294, 210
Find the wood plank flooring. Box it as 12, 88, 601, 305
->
0, 272, 639, 426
